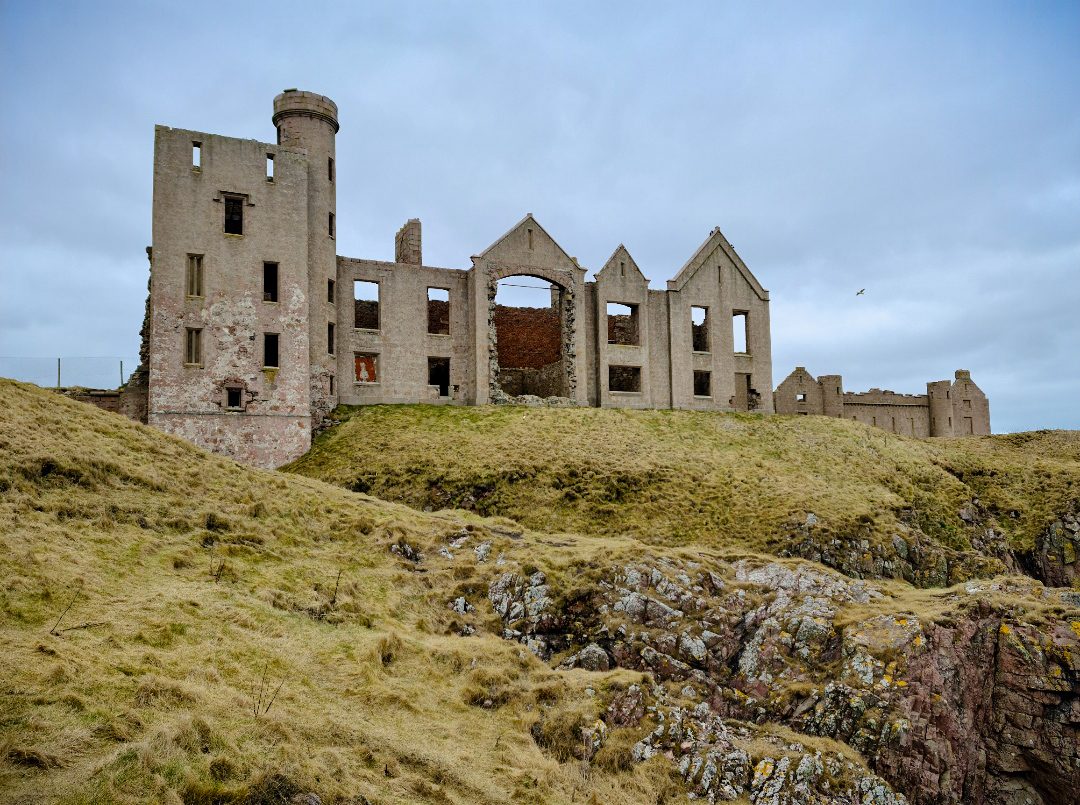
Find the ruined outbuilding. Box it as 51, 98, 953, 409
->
138, 90, 774, 467
774, 367, 991, 436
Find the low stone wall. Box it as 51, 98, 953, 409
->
61, 388, 121, 414
498, 359, 564, 398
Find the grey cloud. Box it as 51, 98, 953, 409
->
1, 1, 1076, 430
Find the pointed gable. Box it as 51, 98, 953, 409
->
595, 244, 649, 284
473, 213, 580, 274
668, 226, 768, 300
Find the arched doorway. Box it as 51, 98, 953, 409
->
487, 273, 576, 401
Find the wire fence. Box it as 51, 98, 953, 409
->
0, 357, 140, 390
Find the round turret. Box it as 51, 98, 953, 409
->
272, 89, 339, 146
270, 89, 339, 414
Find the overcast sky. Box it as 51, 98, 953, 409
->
1, 1, 1077, 432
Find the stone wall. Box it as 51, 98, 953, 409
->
427, 299, 449, 335
606, 312, 638, 345
845, 399, 932, 437
337, 257, 471, 405
61, 389, 121, 414
497, 360, 564, 398
776, 367, 990, 437
493, 305, 561, 370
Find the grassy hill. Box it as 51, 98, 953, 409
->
0, 380, 691, 804
288, 405, 1080, 587
3, 383, 1077, 804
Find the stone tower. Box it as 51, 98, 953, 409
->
146, 90, 338, 468
272, 90, 340, 422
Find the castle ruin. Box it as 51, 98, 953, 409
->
774, 367, 991, 436
140, 90, 774, 467
109, 88, 990, 469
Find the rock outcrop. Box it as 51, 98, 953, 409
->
479, 556, 1080, 804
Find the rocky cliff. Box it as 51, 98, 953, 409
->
444, 544, 1079, 804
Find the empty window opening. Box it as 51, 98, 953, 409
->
185, 328, 202, 365
276, 126, 281, 145
493, 276, 568, 398
527, 228, 534, 249
872, 416, 878, 427
963, 399, 972, 410
965, 416, 973, 434
224, 195, 243, 235
327, 278, 335, 304
263, 333, 279, 368
609, 365, 642, 393
328, 156, 335, 182
796, 392, 807, 402
329, 375, 335, 395
607, 302, 640, 346
891, 416, 897, 432
266, 153, 275, 181
328, 212, 335, 238
619, 260, 626, 277
909, 417, 915, 433
354, 280, 379, 329
354, 352, 378, 383
186, 254, 204, 297
732, 311, 748, 353
691, 306, 709, 352
263, 262, 278, 302
192, 141, 201, 169
327, 321, 335, 355
225, 386, 243, 410
428, 287, 450, 335
948, 416, 952, 428
428, 357, 450, 397
694, 370, 711, 397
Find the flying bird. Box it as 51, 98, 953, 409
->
856, 289, 866, 296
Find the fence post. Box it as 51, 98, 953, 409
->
56, 358, 61, 389
120, 360, 124, 387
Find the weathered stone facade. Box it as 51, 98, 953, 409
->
143, 90, 775, 467
775, 367, 991, 436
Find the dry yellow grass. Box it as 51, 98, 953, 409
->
288, 404, 1080, 561
0, 380, 685, 804
3, 381, 1076, 803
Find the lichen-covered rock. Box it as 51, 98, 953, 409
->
484, 554, 1080, 803
779, 527, 1008, 588
606, 684, 646, 727
562, 642, 610, 672
389, 537, 423, 563
634, 694, 907, 804
1019, 502, 1080, 587
487, 570, 562, 657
